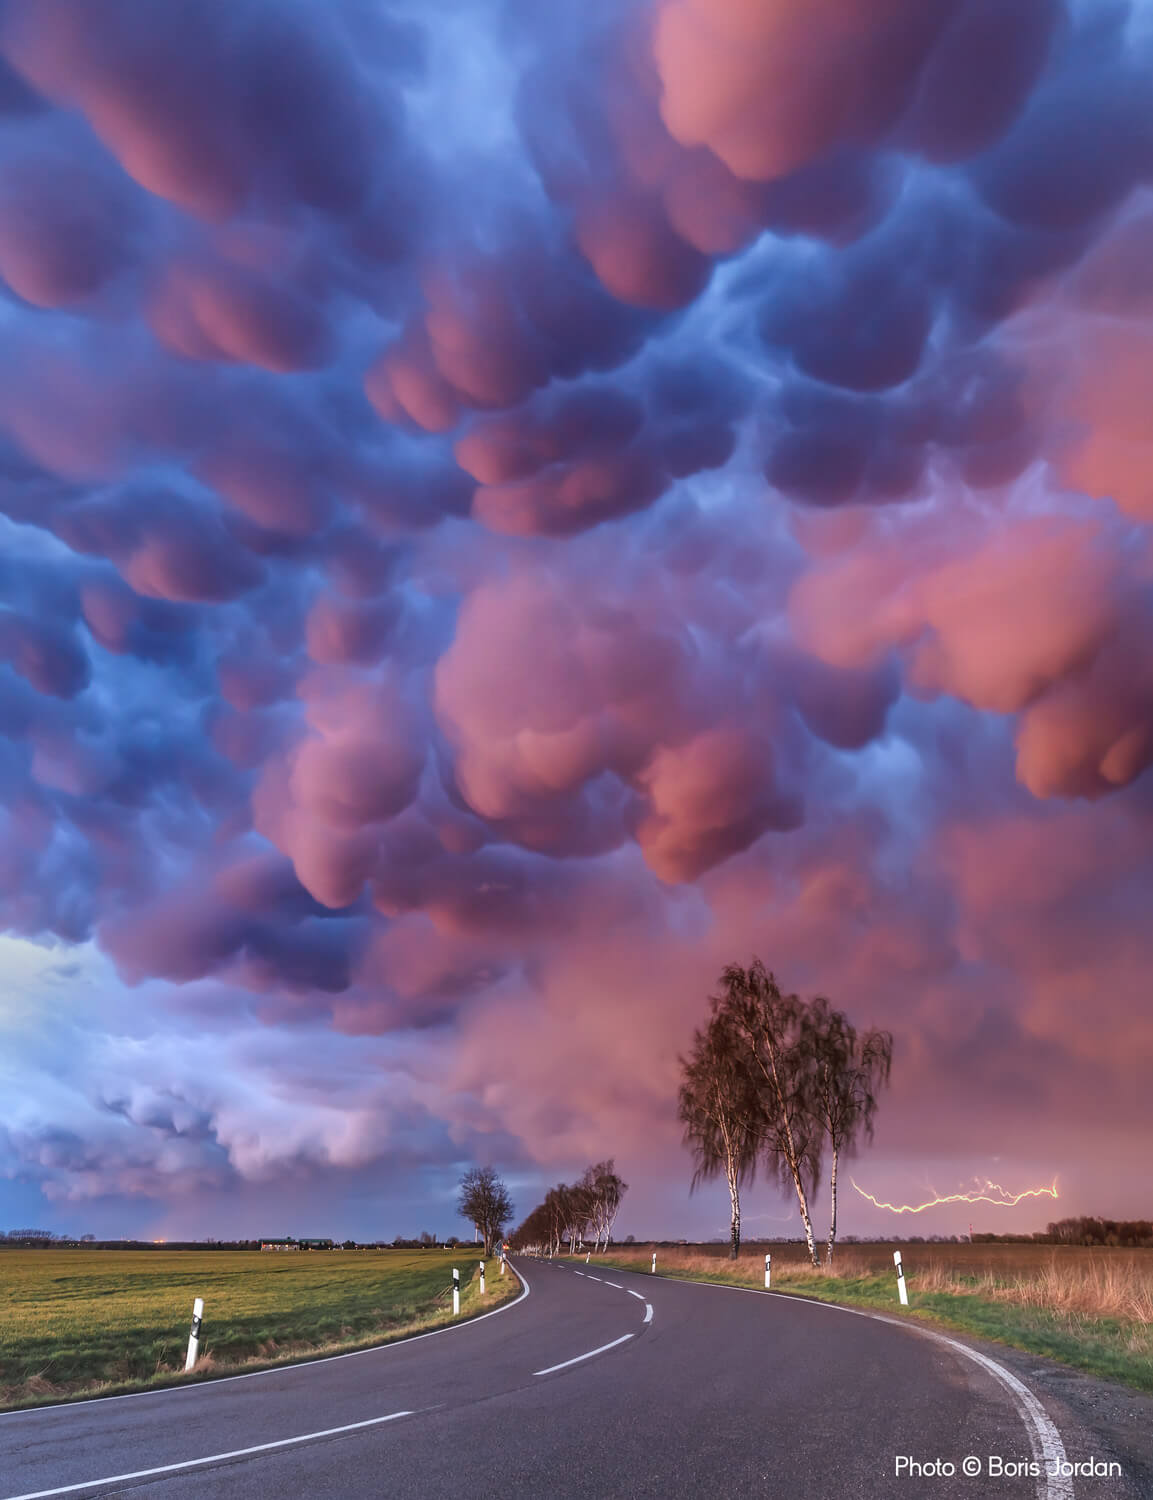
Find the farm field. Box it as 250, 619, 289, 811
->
0, 1248, 518, 1411
569, 1241, 1153, 1392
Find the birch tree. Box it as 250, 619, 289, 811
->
719, 959, 824, 1267
804, 998, 893, 1265
542, 1184, 574, 1255
582, 1160, 628, 1252
512, 1162, 630, 1258
561, 1180, 594, 1250
678, 1007, 762, 1259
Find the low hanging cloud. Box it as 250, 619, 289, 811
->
0, 0, 1151, 1231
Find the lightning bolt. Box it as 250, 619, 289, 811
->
850, 1178, 1059, 1214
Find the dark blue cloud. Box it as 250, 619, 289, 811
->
0, 0, 1151, 1224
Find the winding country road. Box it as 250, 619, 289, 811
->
0, 1260, 1145, 1499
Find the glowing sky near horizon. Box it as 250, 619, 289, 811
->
1, 0, 1152, 1243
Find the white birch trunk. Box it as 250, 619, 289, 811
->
826, 1145, 838, 1266
726, 1155, 741, 1260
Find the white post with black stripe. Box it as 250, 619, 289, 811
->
764, 1253, 772, 1289
651, 1251, 656, 1274
479, 1258, 486, 1295
452, 1267, 460, 1317
184, 1297, 203, 1372
894, 1249, 908, 1305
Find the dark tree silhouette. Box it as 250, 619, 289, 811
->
804, 998, 893, 1265
534, 1183, 574, 1256
457, 1166, 514, 1257
678, 1007, 762, 1259
510, 1201, 554, 1255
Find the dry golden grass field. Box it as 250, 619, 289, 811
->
574, 1241, 1153, 1391
0, 1247, 518, 1411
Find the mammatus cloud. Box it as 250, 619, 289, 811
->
0, 0, 1152, 1233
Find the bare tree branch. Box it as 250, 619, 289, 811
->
457, 1166, 514, 1257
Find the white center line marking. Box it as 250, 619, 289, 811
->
603, 1281, 623, 1289
587, 1275, 603, 1282
574, 1271, 585, 1277
643, 1303, 653, 1323
627, 1290, 644, 1300
533, 1334, 633, 1377
2, 1410, 414, 1500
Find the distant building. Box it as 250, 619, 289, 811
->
259, 1237, 335, 1251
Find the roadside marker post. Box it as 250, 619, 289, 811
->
184, 1297, 203, 1372
452, 1267, 460, 1317
586, 1251, 590, 1264
479, 1258, 486, 1295
651, 1252, 656, 1274
894, 1250, 908, 1306
764, 1253, 771, 1289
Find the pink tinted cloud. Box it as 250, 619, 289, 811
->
1031, 202, 1153, 524
0, 131, 135, 307
635, 726, 799, 882
650, 0, 1056, 182
433, 793, 1151, 1208
99, 847, 363, 992
251, 667, 425, 907
147, 256, 331, 374
1, 0, 389, 222
0, 607, 89, 698
1, 0, 1153, 1236
55, 488, 265, 604
788, 506, 1153, 798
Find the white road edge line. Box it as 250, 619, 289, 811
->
0, 1265, 532, 1420
613, 1272, 1070, 1500
533, 1334, 633, 1376
643, 1303, 653, 1323
1, 1410, 415, 1500
867, 1314, 1073, 1500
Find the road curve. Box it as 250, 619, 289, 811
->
0, 1259, 1141, 1499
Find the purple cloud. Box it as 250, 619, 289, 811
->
0, 0, 1151, 1240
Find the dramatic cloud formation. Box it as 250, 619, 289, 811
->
1, 0, 1152, 1238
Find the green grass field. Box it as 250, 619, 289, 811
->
0, 1248, 519, 1410
568, 1243, 1153, 1392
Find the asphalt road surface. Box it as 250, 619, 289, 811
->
1, 1259, 1145, 1500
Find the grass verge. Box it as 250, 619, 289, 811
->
0, 1249, 521, 1412
563, 1245, 1153, 1393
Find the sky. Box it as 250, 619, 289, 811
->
1, 0, 1152, 1246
